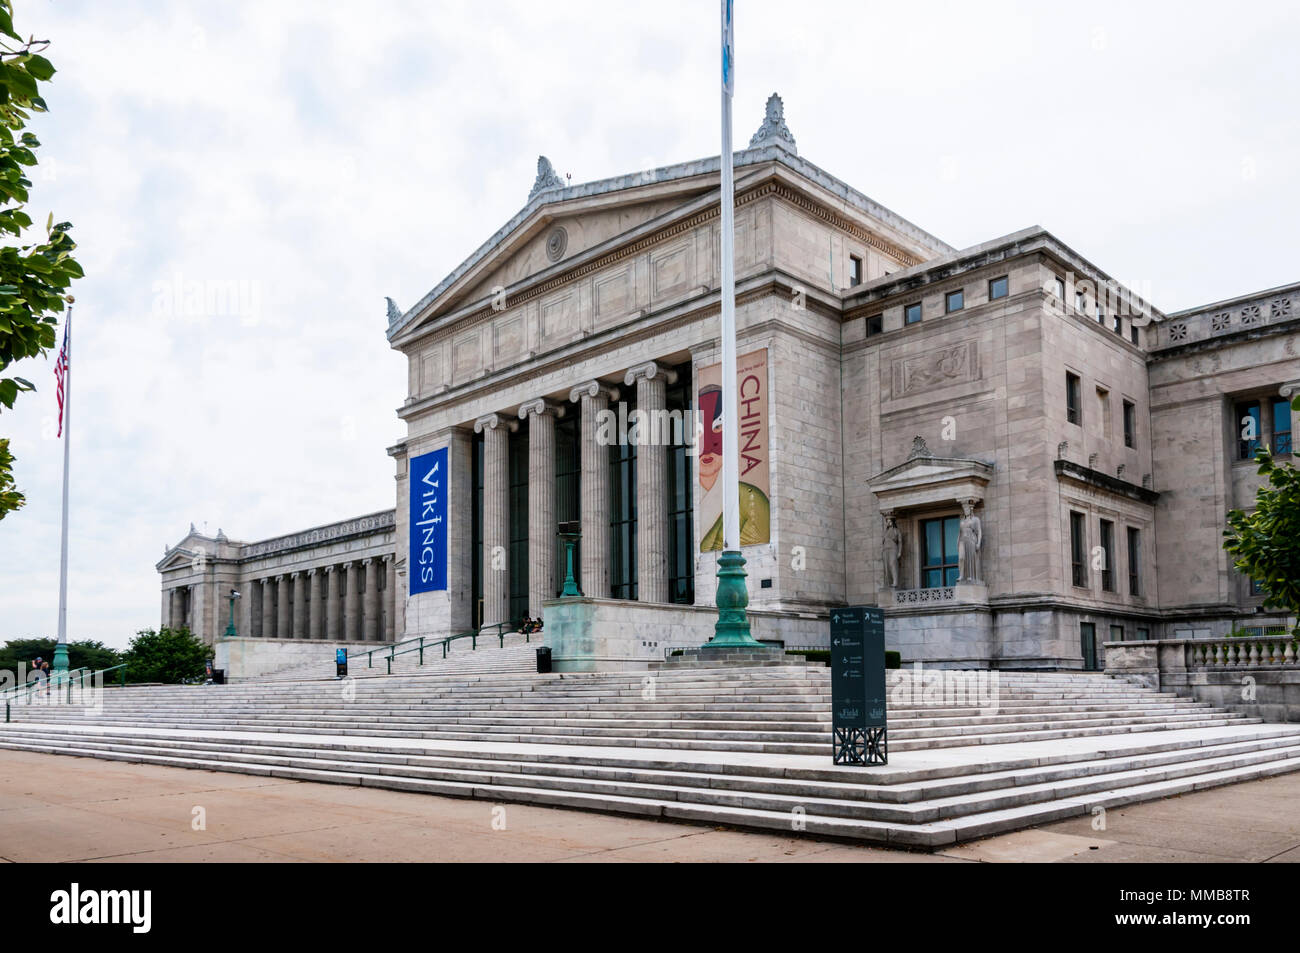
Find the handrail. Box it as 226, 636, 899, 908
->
2, 662, 128, 719
378, 622, 520, 674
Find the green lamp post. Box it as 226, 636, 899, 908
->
224, 589, 240, 638
557, 522, 581, 597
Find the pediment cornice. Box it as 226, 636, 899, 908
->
867, 438, 994, 513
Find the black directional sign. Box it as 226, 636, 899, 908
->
830, 605, 887, 764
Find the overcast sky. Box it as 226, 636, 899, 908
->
1, 0, 1297, 648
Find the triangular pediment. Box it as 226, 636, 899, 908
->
868, 440, 994, 513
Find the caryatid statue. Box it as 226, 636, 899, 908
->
882, 515, 902, 588
957, 499, 983, 583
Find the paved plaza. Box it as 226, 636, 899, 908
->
1, 750, 1296, 863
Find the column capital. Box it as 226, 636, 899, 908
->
569, 380, 619, 404
306, 567, 317, 577
518, 398, 566, 421
1280, 380, 1300, 399
323, 565, 335, 574
474, 412, 519, 434
362, 557, 374, 566
381, 553, 393, 564
274, 575, 285, 582
624, 361, 677, 387
340, 560, 354, 570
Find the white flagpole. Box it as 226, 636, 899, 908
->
720, 0, 738, 553
712, 0, 757, 645
53, 305, 72, 675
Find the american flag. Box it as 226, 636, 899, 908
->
54, 319, 69, 438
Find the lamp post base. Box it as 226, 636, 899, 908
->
52, 641, 69, 676
711, 549, 760, 646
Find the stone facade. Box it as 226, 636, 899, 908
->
157, 512, 397, 647
160, 99, 1298, 671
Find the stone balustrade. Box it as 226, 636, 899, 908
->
1184, 636, 1299, 669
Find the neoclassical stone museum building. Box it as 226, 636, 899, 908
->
158, 96, 1298, 673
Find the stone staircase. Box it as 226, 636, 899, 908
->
3, 667, 1299, 848
261, 633, 542, 681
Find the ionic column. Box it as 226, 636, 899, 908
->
275, 574, 290, 638
325, 566, 342, 640
290, 572, 307, 639
520, 399, 563, 617
570, 381, 617, 599
341, 561, 360, 641
260, 577, 274, 638
240, 580, 255, 638
625, 362, 676, 603
474, 413, 517, 629
363, 558, 381, 641
383, 555, 396, 641
306, 569, 321, 640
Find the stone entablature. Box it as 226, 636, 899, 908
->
1155, 281, 1300, 352
240, 510, 395, 559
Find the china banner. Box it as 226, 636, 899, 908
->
696, 348, 770, 551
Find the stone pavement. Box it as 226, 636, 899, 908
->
0, 749, 1297, 862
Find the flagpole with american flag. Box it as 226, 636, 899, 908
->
52, 301, 73, 675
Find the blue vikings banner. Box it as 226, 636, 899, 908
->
409, 447, 448, 594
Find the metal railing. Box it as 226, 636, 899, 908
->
350, 622, 528, 675
3, 662, 128, 721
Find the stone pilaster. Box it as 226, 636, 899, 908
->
383, 555, 396, 641
363, 558, 381, 641
306, 569, 321, 640
325, 566, 342, 640
169, 588, 184, 631
275, 575, 290, 638
290, 572, 306, 639
260, 578, 274, 638
520, 399, 563, 617
570, 380, 617, 599
239, 581, 255, 638
625, 361, 677, 603
474, 413, 517, 629
341, 561, 359, 641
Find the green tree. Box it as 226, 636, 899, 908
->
0, 636, 120, 682
120, 627, 211, 684
0, 2, 83, 520
1224, 445, 1300, 637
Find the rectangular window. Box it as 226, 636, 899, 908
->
1070, 511, 1088, 587
989, 276, 1009, 300
554, 413, 581, 597
945, 290, 964, 313
1130, 325, 1140, 345
1075, 290, 1087, 313
1113, 315, 1122, 334
1237, 400, 1261, 460
1123, 399, 1136, 448
666, 368, 695, 605
866, 313, 882, 336
1096, 303, 1105, 324
1110, 624, 1125, 642
920, 516, 960, 588
1127, 526, 1141, 596
849, 255, 862, 287
904, 302, 922, 325
609, 401, 638, 600
1272, 398, 1292, 455
1099, 518, 1115, 591
1136, 627, 1149, 641
1250, 577, 1266, 596
1066, 372, 1081, 425
507, 427, 530, 623
1053, 276, 1066, 301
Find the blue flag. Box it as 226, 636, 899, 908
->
722, 0, 734, 95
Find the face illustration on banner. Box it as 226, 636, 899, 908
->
697, 384, 724, 492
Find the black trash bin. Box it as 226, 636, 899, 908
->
535, 646, 552, 674
212, 669, 225, 685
